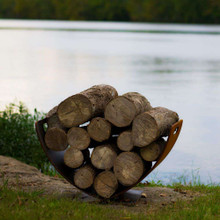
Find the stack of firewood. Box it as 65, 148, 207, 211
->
45, 85, 179, 198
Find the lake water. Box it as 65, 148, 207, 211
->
0, 19, 219, 184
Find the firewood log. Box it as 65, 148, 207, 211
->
140, 138, 166, 161
46, 106, 65, 130
94, 171, 118, 198
57, 85, 118, 127
74, 165, 95, 189
105, 92, 152, 127
64, 147, 84, 168
67, 127, 90, 150
91, 144, 117, 170
45, 127, 68, 151
132, 107, 179, 147
117, 130, 133, 151
87, 117, 111, 142
114, 152, 144, 186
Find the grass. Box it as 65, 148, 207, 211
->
0, 181, 219, 220
0, 186, 143, 220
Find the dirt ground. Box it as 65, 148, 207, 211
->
0, 155, 202, 213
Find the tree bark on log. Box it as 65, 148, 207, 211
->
123, 92, 152, 115
140, 138, 166, 162
91, 144, 117, 170
74, 165, 95, 189
94, 171, 118, 198
87, 117, 111, 142
64, 147, 84, 168
67, 127, 90, 150
57, 85, 118, 127
117, 130, 133, 151
132, 107, 179, 147
114, 152, 144, 186
45, 127, 68, 151
105, 92, 152, 127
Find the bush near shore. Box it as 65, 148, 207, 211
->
0, 102, 50, 173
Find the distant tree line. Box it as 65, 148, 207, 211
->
0, 0, 219, 24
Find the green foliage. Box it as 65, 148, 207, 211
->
0, 102, 49, 172
0, 0, 219, 23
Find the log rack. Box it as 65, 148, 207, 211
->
35, 119, 183, 201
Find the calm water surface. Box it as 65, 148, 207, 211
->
0, 20, 219, 184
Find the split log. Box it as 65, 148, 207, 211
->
91, 144, 117, 170
117, 130, 133, 151
74, 165, 95, 189
57, 85, 118, 127
67, 127, 90, 150
94, 171, 118, 198
87, 117, 111, 142
132, 107, 179, 147
45, 127, 68, 151
140, 138, 166, 161
105, 92, 152, 127
64, 147, 84, 168
114, 152, 144, 186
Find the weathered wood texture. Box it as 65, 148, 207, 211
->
67, 127, 90, 150
45, 127, 68, 151
114, 152, 144, 186
87, 117, 111, 142
64, 147, 84, 168
94, 171, 118, 198
140, 138, 166, 161
57, 85, 118, 127
74, 165, 95, 189
105, 92, 152, 127
91, 144, 117, 170
117, 130, 133, 151
123, 92, 152, 115
132, 107, 179, 147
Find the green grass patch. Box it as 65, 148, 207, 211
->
149, 186, 220, 220
0, 184, 219, 220
0, 186, 145, 220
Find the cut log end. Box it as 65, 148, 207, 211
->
94, 171, 118, 198
117, 130, 133, 151
140, 138, 166, 161
64, 147, 84, 168
132, 107, 179, 147
74, 165, 95, 189
45, 127, 68, 151
105, 96, 136, 127
114, 152, 144, 186
87, 117, 111, 142
57, 94, 92, 128
91, 144, 117, 170
132, 113, 158, 147
67, 127, 90, 150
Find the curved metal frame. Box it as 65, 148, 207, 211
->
35, 119, 183, 199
